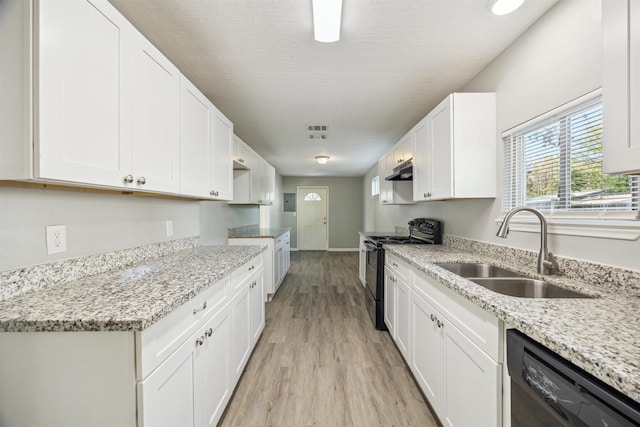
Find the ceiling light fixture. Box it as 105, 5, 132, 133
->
312, 0, 342, 43
488, 0, 525, 15
315, 155, 330, 164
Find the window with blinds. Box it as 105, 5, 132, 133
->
503, 96, 638, 215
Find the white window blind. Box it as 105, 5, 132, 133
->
503, 97, 638, 215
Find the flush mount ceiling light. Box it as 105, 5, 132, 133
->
312, 0, 342, 43
315, 155, 330, 164
487, 0, 525, 15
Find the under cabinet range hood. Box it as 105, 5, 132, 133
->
385, 158, 413, 181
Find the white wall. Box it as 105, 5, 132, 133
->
0, 186, 199, 272
364, 0, 640, 271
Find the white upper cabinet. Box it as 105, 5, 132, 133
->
36, 0, 132, 187
179, 78, 233, 201
379, 145, 414, 205
5, 0, 233, 198
413, 93, 496, 202
179, 76, 212, 198
233, 135, 252, 169
210, 106, 234, 200
230, 145, 275, 205
602, 0, 640, 174
393, 133, 413, 165
129, 29, 180, 193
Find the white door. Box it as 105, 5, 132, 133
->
384, 268, 396, 338
429, 97, 454, 200
231, 284, 251, 382
250, 273, 265, 345
297, 187, 328, 250
395, 277, 411, 361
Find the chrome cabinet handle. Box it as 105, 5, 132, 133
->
195, 336, 204, 346
437, 319, 444, 328
392, 262, 399, 267
205, 328, 213, 338
137, 176, 146, 185
193, 301, 207, 315
210, 190, 219, 197
430, 314, 435, 322
123, 174, 134, 184
248, 265, 255, 271
424, 192, 431, 198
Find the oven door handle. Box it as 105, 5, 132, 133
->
364, 240, 378, 252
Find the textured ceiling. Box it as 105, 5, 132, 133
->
109, 0, 558, 177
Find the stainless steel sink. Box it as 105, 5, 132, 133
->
435, 262, 593, 299
436, 262, 524, 278
469, 278, 592, 299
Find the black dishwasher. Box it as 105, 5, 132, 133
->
507, 329, 640, 427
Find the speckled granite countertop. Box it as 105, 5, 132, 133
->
0, 245, 265, 333
384, 244, 640, 404
228, 227, 290, 239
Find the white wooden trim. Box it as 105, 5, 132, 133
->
501, 88, 602, 137
493, 216, 640, 240
328, 248, 358, 252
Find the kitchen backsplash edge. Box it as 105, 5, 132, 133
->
444, 235, 640, 294
0, 236, 201, 302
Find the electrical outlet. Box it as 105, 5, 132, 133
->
46, 225, 67, 255
165, 220, 173, 237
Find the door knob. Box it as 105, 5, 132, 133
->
137, 176, 146, 185
123, 174, 134, 184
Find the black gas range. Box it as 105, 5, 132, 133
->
364, 218, 443, 330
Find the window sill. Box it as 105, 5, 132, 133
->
493, 215, 640, 240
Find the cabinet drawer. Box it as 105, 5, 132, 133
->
275, 231, 290, 246
386, 253, 412, 283
136, 278, 228, 380
229, 254, 263, 295
413, 270, 500, 361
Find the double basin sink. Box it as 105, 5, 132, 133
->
435, 262, 592, 299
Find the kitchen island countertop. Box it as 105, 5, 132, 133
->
384, 244, 640, 404
0, 245, 265, 333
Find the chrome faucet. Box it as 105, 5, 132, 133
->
496, 207, 559, 275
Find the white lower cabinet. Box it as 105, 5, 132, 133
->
0, 254, 265, 427
228, 231, 290, 300
387, 254, 503, 427
138, 303, 232, 427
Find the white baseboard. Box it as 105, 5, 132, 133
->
290, 248, 299, 251
328, 248, 358, 252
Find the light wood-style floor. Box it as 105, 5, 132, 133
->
220, 251, 439, 427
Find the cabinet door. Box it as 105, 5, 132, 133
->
251, 153, 264, 203
264, 162, 276, 205
231, 284, 251, 382
36, 0, 132, 187
603, 0, 640, 174
442, 321, 500, 427
410, 291, 443, 415
200, 304, 233, 427
138, 330, 198, 427
210, 107, 234, 200
379, 157, 391, 204
413, 118, 432, 201
275, 244, 284, 286
383, 268, 396, 337
395, 277, 411, 361
403, 132, 414, 161
130, 31, 180, 193
429, 97, 453, 200
394, 134, 411, 165
233, 136, 251, 168
179, 76, 211, 198
250, 273, 265, 345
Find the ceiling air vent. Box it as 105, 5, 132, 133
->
306, 125, 329, 141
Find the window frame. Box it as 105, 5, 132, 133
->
371, 175, 380, 198
497, 88, 640, 240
